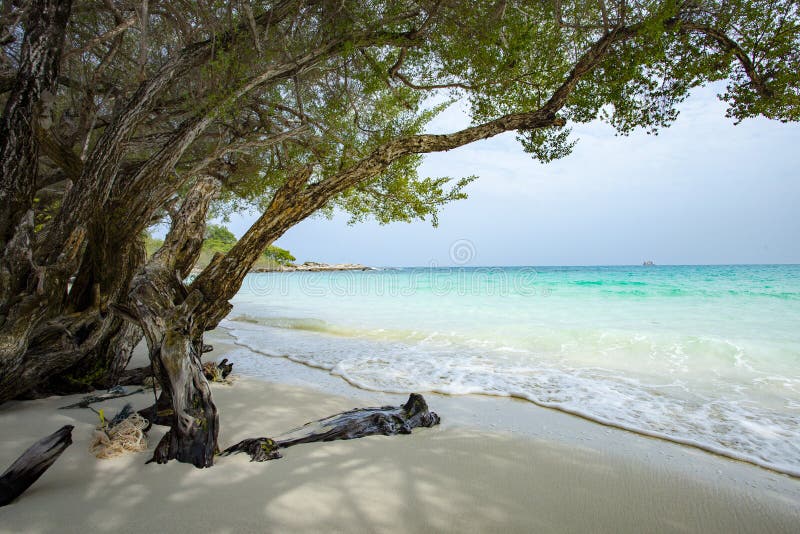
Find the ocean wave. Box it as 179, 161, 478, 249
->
220, 317, 800, 478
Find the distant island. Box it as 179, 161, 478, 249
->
147, 225, 370, 273
252, 261, 374, 272
642, 260, 655, 266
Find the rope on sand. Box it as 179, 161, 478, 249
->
89, 411, 149, 459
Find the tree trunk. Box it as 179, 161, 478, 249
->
1, 231, 145, 400
0, 223, 86, 402
0, 0, 72, 246
21, 314, 144, 397
0, 0, 74, 402
0, 425, 73, 506
127, 269, 219, 467
120, 177, 222, 467
143, 324, 218, 468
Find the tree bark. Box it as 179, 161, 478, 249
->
0, 0, 72, 246
121, 177, 222, 467
0, 238, 144, 401
0, 0, 75, 401
0, 425, 73, 506
24, 313, 144, 397
0, 223, 87, 402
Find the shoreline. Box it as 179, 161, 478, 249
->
216, 326, 800, 481
214, 328, 800, 487
0, 335, 798, 532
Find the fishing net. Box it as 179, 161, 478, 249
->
89, 412, 149, 459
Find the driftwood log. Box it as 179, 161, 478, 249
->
221, 393, 440, 461
0, 425, 73, 506
59, 386, 145, 409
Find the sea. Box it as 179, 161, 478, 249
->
218, 264, 800, 477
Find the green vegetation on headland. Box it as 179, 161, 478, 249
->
146, 224, 296, 271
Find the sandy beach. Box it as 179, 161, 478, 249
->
1, 336, 799, 534
3, 2, 799, 532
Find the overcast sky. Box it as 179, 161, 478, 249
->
223, 83, 800, 267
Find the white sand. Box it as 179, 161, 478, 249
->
1, 339, 799, 533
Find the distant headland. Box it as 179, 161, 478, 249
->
252, 261, 374, 272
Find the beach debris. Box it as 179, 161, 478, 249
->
89, 404, 149, 459
60, 386, 146, 409
220, 393, 440, 462
0, 425, 74, 507
202, 358, 233, 383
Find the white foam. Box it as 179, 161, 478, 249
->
220, 317, 800, 478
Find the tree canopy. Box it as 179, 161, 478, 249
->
263, 245, 296, 266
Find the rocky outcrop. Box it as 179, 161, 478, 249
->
252, 261, 373, 273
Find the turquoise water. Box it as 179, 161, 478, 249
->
221, 265, 800, 476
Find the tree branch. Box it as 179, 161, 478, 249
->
190, 25, 638, 310
678, 21, 773, 98
62, 16, 137, 60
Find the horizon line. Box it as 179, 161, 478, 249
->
272, 262, 800, 269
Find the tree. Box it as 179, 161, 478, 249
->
204, 225, 236, 246
263, 245, 295, 266
1, 1, 798, 467
202, 224, 238, 260
143, 232, 164, 258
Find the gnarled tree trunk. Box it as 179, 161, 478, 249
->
122, 176, 222, 467
0, 0, 74, 402
0, 0, 72, 246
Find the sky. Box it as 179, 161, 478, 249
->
222, 83, 800, 267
